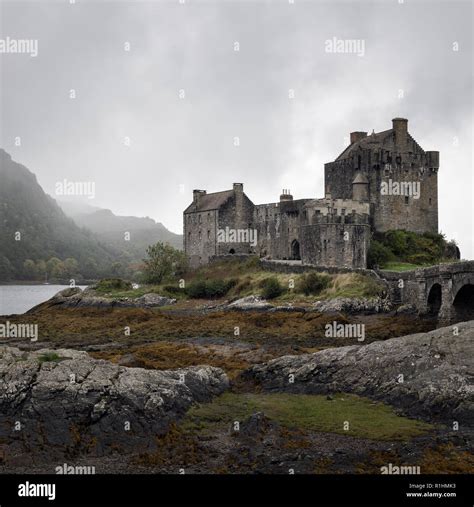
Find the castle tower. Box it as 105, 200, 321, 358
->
352, 172, 369, 201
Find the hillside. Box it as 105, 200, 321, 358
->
59, 201, 183, 256
0, 150, 118, 281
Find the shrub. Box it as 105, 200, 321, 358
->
95, 278, 133, 291
298, 272, 331, 295
406, 253, 433, 265
261, 277, 284, 299
186, 280, 208, 298
38, 352, 63, 363
367, 240, 394, 269
162, 285, 183, 295
143, 242, 187, 284
186, 278, 237, 299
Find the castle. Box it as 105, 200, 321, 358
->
184, 118, 439, 269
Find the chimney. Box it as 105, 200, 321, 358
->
350, 131, 367, 144
392, 118, 408, 147
193, 189, 206, 203
280, 189, 293, 202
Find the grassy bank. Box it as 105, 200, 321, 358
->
93, 258, 385, 304
181, 392, 433, 441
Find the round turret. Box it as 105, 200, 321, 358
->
352, 172, 369, 201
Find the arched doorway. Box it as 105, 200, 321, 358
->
229, 248, 235, 255
291, 240, 301, 260
452, 284, 474, 322
427, 283, 442, 315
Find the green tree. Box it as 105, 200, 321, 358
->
35, 259, 47, 278
46, 257, 62, 277
51, 260, 66, 280
0, 255, 14, 281
23, 259, 38, 279
143, 242, 187, 284
63, 258, 79, 278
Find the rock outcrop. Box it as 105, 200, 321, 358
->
243, 320, 474, 426
227, 295, 273, 311
0, 346, 228, 458
312, 296, 391, 314
27, 287, 176, 312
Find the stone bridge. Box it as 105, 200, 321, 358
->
380, 261, 474, 323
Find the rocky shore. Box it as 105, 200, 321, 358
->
243, 321, 474, 426
0, 346, 228, 460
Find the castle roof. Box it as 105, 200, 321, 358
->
335, 128, 393, 161
184, 190, 234, 213
352, 172, 368, 184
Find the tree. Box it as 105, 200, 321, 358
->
0, 256, 14, 281
143, 242, 187, 284
23, 259, 38, 279
63, 258, 79, 278
35, 259, 47, 278
46, 257, 62, 277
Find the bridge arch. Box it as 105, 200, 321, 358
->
452, 283, 474, 322
427, 283, 442, 315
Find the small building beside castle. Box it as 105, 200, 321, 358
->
183, 118, 439, 269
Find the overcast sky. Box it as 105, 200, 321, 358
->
1, 0, 473, 258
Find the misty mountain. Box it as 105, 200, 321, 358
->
59, 201, 183, 257
0, 149, 120, 281
0, 149, 182, 281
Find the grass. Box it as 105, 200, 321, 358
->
181, 392, 433, 441
381, 262, 425, 272
37, 352, 64, 363
93, 258, 385, 304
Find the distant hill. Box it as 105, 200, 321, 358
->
59, 201, 183, 258
0, 149, 182, 282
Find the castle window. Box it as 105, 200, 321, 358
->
341, 208, 346, 215
429, 198, 432, 206
199, 215, 202, 224
207, 230, 210, 239
198, 231, 202, 240
207, 212, 211, 221
405, 196, 409, 205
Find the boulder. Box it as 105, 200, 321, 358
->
312, 296, 392, 314
27, 288, 176, 312
243, 321, 474, 426
227, 296, 273, 311
0, 346, 228, 457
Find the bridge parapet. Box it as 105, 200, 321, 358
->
378, 261, 474, 324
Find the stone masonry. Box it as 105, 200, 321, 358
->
184, 119, 439, 269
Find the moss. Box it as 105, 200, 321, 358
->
37, 352, 64, 363
181, 392, 433, 441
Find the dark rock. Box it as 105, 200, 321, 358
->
0, 346, 228, 457
243, 320, 474, 426
238, 412, 274, 438
27, 288, 176, 312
